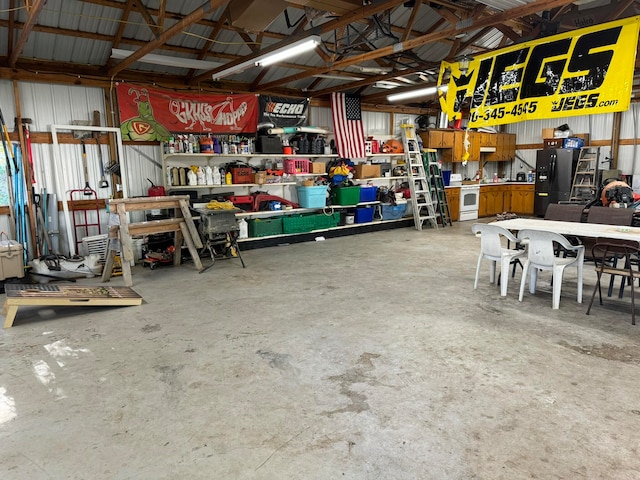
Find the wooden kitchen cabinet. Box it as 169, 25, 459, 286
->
479, 185, 510, 217
420, 129, 455, 149
485, 133, 516, 162
466, 131, 481, 161
479, 132, 497, 147
504, 133, 516, 161
428, 130, 516, 163
509, 184, 535, 215
478, 184, 534, 217
445, 187, 460, 221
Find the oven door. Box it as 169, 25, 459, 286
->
460, 186, 480, 220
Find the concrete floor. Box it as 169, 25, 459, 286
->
1, 220, 640, 479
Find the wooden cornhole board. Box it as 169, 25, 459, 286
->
2, 284, 143, 328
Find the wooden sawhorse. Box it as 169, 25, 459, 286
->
102, 196, 203, 286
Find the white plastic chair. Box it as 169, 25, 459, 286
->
472, 223, 526, 296
517, 229, 585, 309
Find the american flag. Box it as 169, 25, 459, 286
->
331, 92, 366, 159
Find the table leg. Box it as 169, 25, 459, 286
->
3, 304, 18, 328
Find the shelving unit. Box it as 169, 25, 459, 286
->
570, 147, 600, 203
160, 145, 412, 244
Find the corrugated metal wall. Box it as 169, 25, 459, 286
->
1, 79, 639, 253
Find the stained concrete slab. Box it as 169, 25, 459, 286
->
1, 221, 639, 479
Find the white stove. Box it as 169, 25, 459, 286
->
459, 184, 480, 221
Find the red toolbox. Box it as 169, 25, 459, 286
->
224, 195, 254, 211
230, 167, 253, 184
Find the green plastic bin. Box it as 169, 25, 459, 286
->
248, 217, 283, 237
282, 212, 340, 233
330, 186, 361, 205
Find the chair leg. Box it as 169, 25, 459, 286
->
474, 255, 483, 290
519, 261, 530, 302
586, 271, 602, 315
630, 272, 636, 326
551, 265, 565, 310
489, 260, 497, 285
576, 258, 583, 305
511, 258, 522, 278
529, 267, 538, 295
500, 256, 511, 297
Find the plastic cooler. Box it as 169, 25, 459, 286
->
355, 206, 374, 223
296, 185, 327, 208
0, 239, 25, 280
359, 185, 378, 202
330, 186, 361, 205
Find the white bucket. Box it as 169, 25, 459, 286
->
345, 214, 355, 225
131, 238, 144, 264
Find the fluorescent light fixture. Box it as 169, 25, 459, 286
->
373, 81, 403, 89
111, 48, 221, 70
387, 85, 448, 102
212, 35, 322, 80
255, 36, 321, 67
355, 66, 393, 74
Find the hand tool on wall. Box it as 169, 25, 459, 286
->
0, 106, 17, 238
0, 106, 18, 172
92, 110, 109, 189
80, 138, 93, 195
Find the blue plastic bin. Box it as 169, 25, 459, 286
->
296, 185, 327, 208
359, 185, 378, 203
442, 170, 452, 186
564, 137, 585, 149
355, 206, 374, 223
381, 203, 407, 220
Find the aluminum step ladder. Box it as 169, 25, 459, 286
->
570, 146, 600, 203
400, 123, 438, 231
425, 151, 452, 227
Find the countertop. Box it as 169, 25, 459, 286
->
445, 182, 534, 188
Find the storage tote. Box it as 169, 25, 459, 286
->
330, 186, 360, 205
381, 202, 407, 220
296, 185, 327, 208
355, 206, 374, 223
359, 185, 378, 202
283, 212, 340, 233
248, 217, 283, 237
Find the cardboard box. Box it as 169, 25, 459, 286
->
354, 164, 381, 179
542, 128, 554, 140
0, 240, 25, 280
309, 161, 326, 174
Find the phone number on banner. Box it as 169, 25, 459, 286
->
469, 102, 539, 123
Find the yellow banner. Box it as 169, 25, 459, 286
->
439, 16, 640, 128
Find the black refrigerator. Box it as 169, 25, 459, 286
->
534, 148, 580, 217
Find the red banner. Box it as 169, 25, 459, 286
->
117, 83, 259, 141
